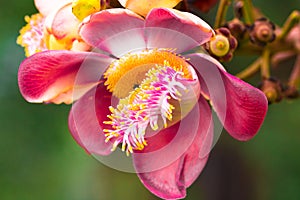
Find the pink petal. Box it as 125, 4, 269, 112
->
34, 0, 72, 16
68, 82, 113, 155
145, 8, 214, 53
46, 3, 81, 41
188, 53, 268, 141
80, 8, 146, 57
18, 50, 114, 104
133, 96, 213, 199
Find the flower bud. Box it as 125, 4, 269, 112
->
206, 27, 238, 62
258, 77, 283, 104
249, 18, 276, 46
225, 18, 246, 39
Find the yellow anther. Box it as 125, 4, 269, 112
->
143, 116, 149, 121
121, 142, 126, 152
164, 122, 167, 128
109, 106, 115, 113
111, 142, 118, 151
72, 0, 104, 21
135, 110, 143, 118
107, 115, 114, 120
175, 90, 182, 96
152, 123, 158, 130
143, 140, 148, 146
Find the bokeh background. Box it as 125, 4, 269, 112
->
0, 0, 299, 199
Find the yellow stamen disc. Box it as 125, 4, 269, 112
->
209, 35, 230, 57
104, 49, 192, 98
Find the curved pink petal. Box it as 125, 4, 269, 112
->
18, 50, 114, 104
188, 53, 268, 141
133, 96, 213, 199
34, 0, 72, 16
48, 3, 81, 41
145, 8, 214, 53
68, 82, 113, 155
80, 8, 146, 57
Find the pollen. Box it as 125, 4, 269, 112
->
104, 64, 192, 155
17, 13, 47, 57
104, 49, 192, 98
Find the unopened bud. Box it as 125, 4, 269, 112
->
209, 35, 230, 57
206, 27, 238, 62
258, 77, 283, 104
249, 18, 276, 46
225, 18, 246, 39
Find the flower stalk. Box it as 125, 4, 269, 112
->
241, 0, 255, 24
214, 0, 232, 28
278, 10, 300, 40
261, 48, 271, 79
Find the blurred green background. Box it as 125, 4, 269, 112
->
0, 0, 299, 199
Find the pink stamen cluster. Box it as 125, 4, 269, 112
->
103, 64, 190, 155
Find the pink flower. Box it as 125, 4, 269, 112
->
17, 0, 90, 57
18, 8, 268, 199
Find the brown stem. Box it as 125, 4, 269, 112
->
214, 0, 232, 28
278, 10, 300, 40
261, 49, 271, 79
242, 0, 255, 24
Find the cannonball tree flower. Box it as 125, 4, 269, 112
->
17, 0, 92, 57
18, 8, 268, 199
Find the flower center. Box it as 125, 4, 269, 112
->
17, 14, 47, 57
104, 63, 193, 156
104, 49, 193, 98
103, 49, 199, 156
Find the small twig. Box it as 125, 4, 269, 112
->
214, 0, 232, 28
236, 57, 261, 79
261, 49, 271, 79
278, 10, 300, 40
271, 51, 297, 67
242, 0, 255, 24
